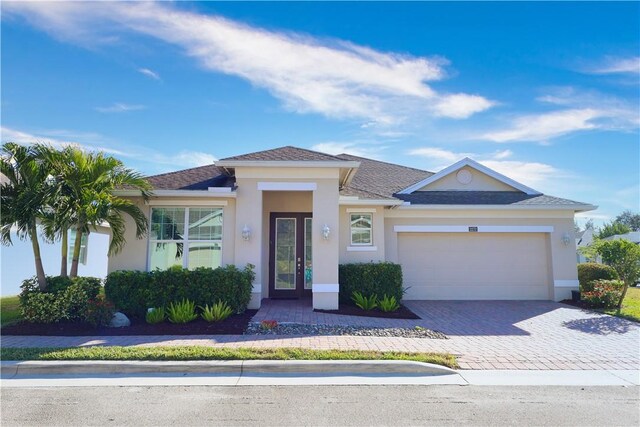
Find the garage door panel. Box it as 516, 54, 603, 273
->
399, 232, 550, 300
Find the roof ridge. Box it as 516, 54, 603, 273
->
146, 163, 218, 179
220, 145, 346, 161
336, 153, 433, 174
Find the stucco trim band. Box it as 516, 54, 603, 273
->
393, 225, 554, 233
312, 283, 340, 293
257, 182, 317, 191
554, 280, 580, 288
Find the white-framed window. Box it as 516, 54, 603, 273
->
148, 207, 223, 271
350, 213, 373, 246
68, 230, 88, 265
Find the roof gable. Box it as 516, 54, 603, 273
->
398, 158, 541, 196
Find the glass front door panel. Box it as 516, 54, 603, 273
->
275, 218, 296, 290
304, 217, 312, 289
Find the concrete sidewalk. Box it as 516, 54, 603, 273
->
1, 360, 638, 387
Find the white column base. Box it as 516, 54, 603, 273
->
553, 280, 579, 301
313, 284, 339, 310
248, 283, 262, 309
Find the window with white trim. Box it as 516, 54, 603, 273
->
350, 213, 373, 245
149, 207, 223, 270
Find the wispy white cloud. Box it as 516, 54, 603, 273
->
481, 108, 601, 143
584, 56, 640, 75
4, 1, 494, 127
1, 126, 216, 170
95, 103, 146, 113
311, 141, 386, 159
479, 87, 639, 143
408, 146, 570, 191
138, 67, 161, 81
0, 126, 125, 155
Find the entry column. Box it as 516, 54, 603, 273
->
312, 180, 340, 310
235, 178, 263, 309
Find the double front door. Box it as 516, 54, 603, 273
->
269, 213, 312, 298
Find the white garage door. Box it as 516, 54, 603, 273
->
398, 232, 550, 300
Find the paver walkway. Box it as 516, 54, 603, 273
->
2, 300, 639, 370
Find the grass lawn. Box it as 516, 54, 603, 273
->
0, 296, 21, 326
0, 346, 458, 368
601, 286, 640, 322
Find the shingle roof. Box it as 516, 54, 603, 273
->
395, 191, 588, 206
336, 153, 433, 199
220, 146, 348, 162
146, 164, 234, 190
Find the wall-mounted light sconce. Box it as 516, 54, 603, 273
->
241, 224, 251, 241
322, 224, 331, 240
561, 232, 571, 246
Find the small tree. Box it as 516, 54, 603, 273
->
597, 221, 631, 239
593, 239, 640, 309
615, 210, 640, 231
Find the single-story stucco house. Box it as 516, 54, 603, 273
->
110, 146, 596, 310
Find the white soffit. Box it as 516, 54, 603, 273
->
398, 157, 542, 196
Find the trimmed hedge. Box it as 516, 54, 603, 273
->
581, 279, 624, 309
578, 263, 619, 292
19, 276, 102, 324
339, 262, 403, 304
104, 264, 255, 318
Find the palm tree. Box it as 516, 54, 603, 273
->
45, 146, 152, 277
0, 143, 53, 290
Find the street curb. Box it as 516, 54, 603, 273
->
0, 360, 456, 378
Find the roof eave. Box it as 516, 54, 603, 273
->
215, 160, 360, 168
113, 189, 237, 198
398, 203, 598, 211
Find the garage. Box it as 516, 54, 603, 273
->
398, 232, 551, 300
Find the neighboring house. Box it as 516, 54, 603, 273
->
576, 228, 595, 263
110, 146, 596, 310
1, 228, 110, 296
602, 231, 640, 245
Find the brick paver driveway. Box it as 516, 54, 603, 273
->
2, 300, 638, 370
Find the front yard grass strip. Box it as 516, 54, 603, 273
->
0, 347, 457, 369
601, 287, 640, 323
0, 296, 21, 326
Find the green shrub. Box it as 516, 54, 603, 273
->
351, 291, 378, 310
581, 280, 624, 309
578, 263, 619, 292
105, 264, 255, 318
145, 307, 166, 324
20, 292, 65, 323
19, 276, 103, 324
167, 299, 198, 324
85, 296, 115, 327
378, 295, 400, 312
201, 301, 233, 322
339, 262, 403, 304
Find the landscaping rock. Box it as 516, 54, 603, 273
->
109, 312, 131, 328
244, 323, 448, 339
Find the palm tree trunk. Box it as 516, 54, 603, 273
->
29, 224, 47, 291
70, 229, 83, 278
60, 228, 68, 277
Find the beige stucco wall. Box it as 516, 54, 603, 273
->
234, 167, 341, 309
384, 209, 578, 301
107, 196, 236, 273
338, 206, 385, 263
418, 166, 518, 192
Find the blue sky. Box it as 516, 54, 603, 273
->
2, 1, 638, 226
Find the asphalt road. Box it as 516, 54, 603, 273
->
2, 385, 639, 426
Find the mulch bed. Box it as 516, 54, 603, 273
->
314, 304, 420, 319
1, 310, 258, 336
